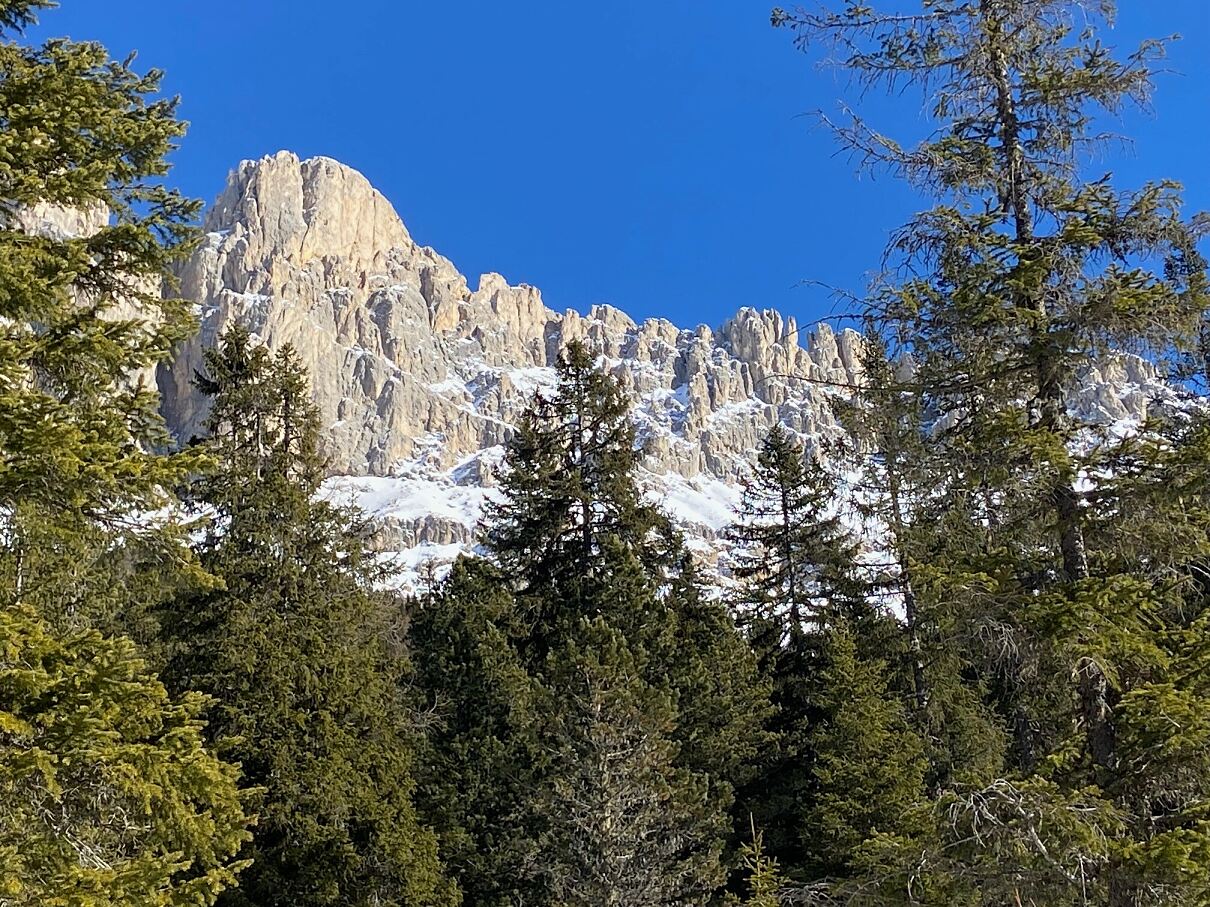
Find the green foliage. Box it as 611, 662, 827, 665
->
0, 7, 251, 905
0, 1, 53, 32
485, 340, 679, 611
539, 619, 727, 907
0, 2, 202, 528
418, 343, 771, 904
485, 340, 772, 794
729, 425, 866, 643
729, 426, 914, 878
735, 828, 784, 907
780, 1, 1210, 903
0, 604, 249, 907
803, 622, 929, 881
161, 328, 457, 907
411, 558, 548, 907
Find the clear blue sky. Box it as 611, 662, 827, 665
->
28, 2, 1210, 331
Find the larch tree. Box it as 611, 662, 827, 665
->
778, 1, 1210, 903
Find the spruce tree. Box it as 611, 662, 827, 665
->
484, 340, 676, 620
161, 327, 457, 907
0, 0, 208, 632
410, 558, 549, 907
728, 425, 906, 878
779, 1, 1210, 902
801, 622, 929, 883
0, 606, 249, 907
728, 425, 864, 646
0, 4, 251, 901
538, 618, 727, 907
735, 828, 786, 907
484, 340, 771, 797
419, 341, 770, 903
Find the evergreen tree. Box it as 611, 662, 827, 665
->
734, 828, 785, 907
728, 426, 907, 878
728, 425, 864, 646
410, 558, 549, 907
0, 604, 249, 907
161, 327, 457, 907
484, 340, 771, 789
484, 340, 677, 619
836, 340, 1010, 792
0, 0, 209, 632
802, 622, 929, 883
0, 5, 251, 902
419, 342, 770, 903
538, 619, 727, 907
0, 0, 201, 529
662, 556, 773, 820
779, 1, 1210, 902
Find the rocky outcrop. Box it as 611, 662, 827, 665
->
157, 152, 1157, 586
159, 152, 864, 484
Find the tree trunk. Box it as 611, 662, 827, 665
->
984, 6, 1121, 900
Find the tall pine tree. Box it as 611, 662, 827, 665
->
779, 1, 1210, 902
160, 327, 458, 907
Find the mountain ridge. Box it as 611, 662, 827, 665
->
155, 150, 1156, 587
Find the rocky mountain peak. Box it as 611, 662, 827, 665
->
155, 152, 1150, 586
154, 152, 868, 580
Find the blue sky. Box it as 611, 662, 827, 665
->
28, 1, 1210, 332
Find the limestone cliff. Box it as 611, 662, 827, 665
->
157, 152, 869, 578
156, 152, 1155, 585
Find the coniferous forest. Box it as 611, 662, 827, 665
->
2, 1, 1209, 905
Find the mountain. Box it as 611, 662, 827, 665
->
156, 151, 1159, 588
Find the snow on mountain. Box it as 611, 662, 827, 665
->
156, 152, 1162, 591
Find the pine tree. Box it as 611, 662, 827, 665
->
538, 619, 727, 907
160, 327, 457, 907
0, 604, 249, 907
779, 1, 1210, 902
0, 5, 251, 902
410, 558, 549, 907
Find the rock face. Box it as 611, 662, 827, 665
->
157, 153, 866, 577
156, 152, 1154, 586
